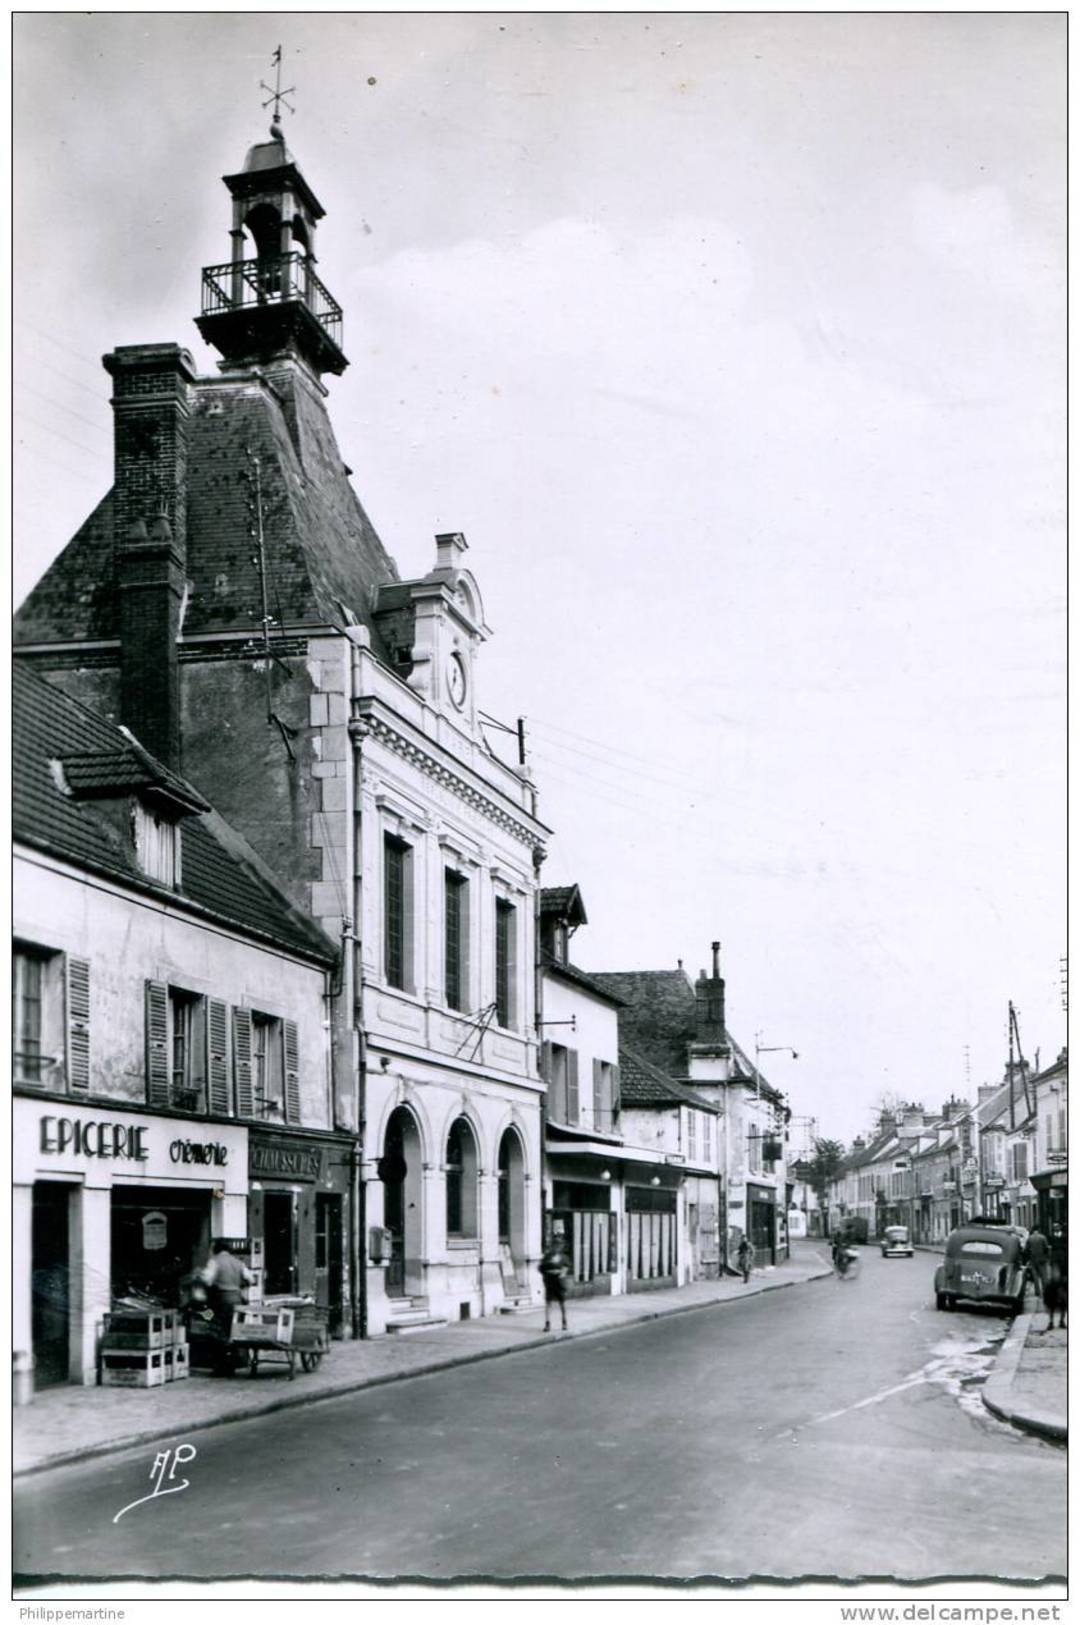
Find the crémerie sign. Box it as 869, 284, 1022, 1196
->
250, 1139, 324, 1181
40, 1115, 149, 1161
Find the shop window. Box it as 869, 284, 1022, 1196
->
446, 1117, 478, 1238
444, 869, 469, 1012
134, 801, 180, 887
495, 897, 517, 1028
14, 946, 89, 1094
384, 835, 413, 992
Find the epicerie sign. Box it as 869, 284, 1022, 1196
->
39, 1114, 229, 1169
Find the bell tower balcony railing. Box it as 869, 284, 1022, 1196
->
200, 252, 344, 353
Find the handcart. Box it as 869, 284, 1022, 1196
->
229, 1300, 330, 1380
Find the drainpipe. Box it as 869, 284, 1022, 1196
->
347, 631, 369, 1339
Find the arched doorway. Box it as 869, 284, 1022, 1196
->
497, 1128, 526, 1284
380, 1106, 423, 1299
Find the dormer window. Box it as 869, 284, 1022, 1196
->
134, 801, 180, 887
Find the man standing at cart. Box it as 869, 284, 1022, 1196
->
201, 1240, 255, 1374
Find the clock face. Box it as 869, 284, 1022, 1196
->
447, 652, 468, 709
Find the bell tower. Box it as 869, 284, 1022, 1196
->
196, 92, 347, 377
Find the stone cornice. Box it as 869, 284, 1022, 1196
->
354, 714, 545, 850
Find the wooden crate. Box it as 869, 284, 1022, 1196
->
164, 1344, 189, 1382
101, 1348, 168, 1388
231, 1307, 294, 1346
103, 1310, 177, 1350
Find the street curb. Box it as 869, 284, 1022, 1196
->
982, 1312, 1067, 1443
14, 1264, 834, 1480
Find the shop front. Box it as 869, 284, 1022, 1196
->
548, 1175, 617, 1298
625, 1178, 679, 1291
13, 1096, 248, 1391
747, 1181, 778, 1265
248, 1128, 354, 1337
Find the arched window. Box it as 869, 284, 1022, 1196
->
446, 1117, 478, 1238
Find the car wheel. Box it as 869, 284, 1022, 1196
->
935, 1291, 948, 1310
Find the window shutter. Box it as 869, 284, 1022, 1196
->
66, 956, 91, 1094
592, 1058, 603, 1123
611, 1065, 621, 1120
145, 980, 170, 1105
541, 1040, 554, 1090
207, 998, 230, 1116
567, 1048, 579, 1124
233, 1007, 254, 1118
284, 1019, 300, 1125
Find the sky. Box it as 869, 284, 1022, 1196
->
12, 12, 1066, 1146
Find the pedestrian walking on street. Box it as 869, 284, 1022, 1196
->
1025, 1224, 1050, 1298
539, 1235, 570, 1332
737, 1236, 754, 1284
200, 1239, 255, 1374
1039, 1227, 1068, 1332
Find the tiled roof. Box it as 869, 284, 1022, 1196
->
61, 742, 210, 814
590, 966, 782, 1102
14, 664, 336, 965
619, 1045, 719, 1112
540, 884, 588, 925
14, 367, 400, 657
590, 969, 697, 1077
541, 955, 624, 1006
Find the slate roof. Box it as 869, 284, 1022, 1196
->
14, 366, 400, 659
618, 1045, 719, 1113
14, 664, 337, 965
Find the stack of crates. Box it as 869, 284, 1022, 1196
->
100, 1308, 189, 1386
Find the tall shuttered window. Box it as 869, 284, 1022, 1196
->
444, 870, 468, 1012
13, 949, 44, 1085
253, 1013, 285, 1118
13, 946, 83, 1091
495, 897, 517, 1029
384, 835, 411, 991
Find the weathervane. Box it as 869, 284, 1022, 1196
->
260, 45, 295, 138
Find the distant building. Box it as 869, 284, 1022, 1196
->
538, 888, 722, 1293
591, 947, 789, 1268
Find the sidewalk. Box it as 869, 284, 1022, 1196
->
14, 1241, 832, 1478
983, 1314, 1067, 1442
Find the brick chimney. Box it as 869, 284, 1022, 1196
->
694, 941, 726, 1045
105, 344, 196, 769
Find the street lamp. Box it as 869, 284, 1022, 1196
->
753, 1034, 799, 1098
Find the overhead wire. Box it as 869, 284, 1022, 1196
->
21, 382, 111, 439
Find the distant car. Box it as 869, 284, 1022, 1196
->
934, 1221, 1028, 1316
880, 1224, 913, 1257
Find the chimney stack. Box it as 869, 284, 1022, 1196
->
694, 940, 726, 1045
105, 344, 196, 769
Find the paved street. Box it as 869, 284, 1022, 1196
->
15, 1250, 1065, 1584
